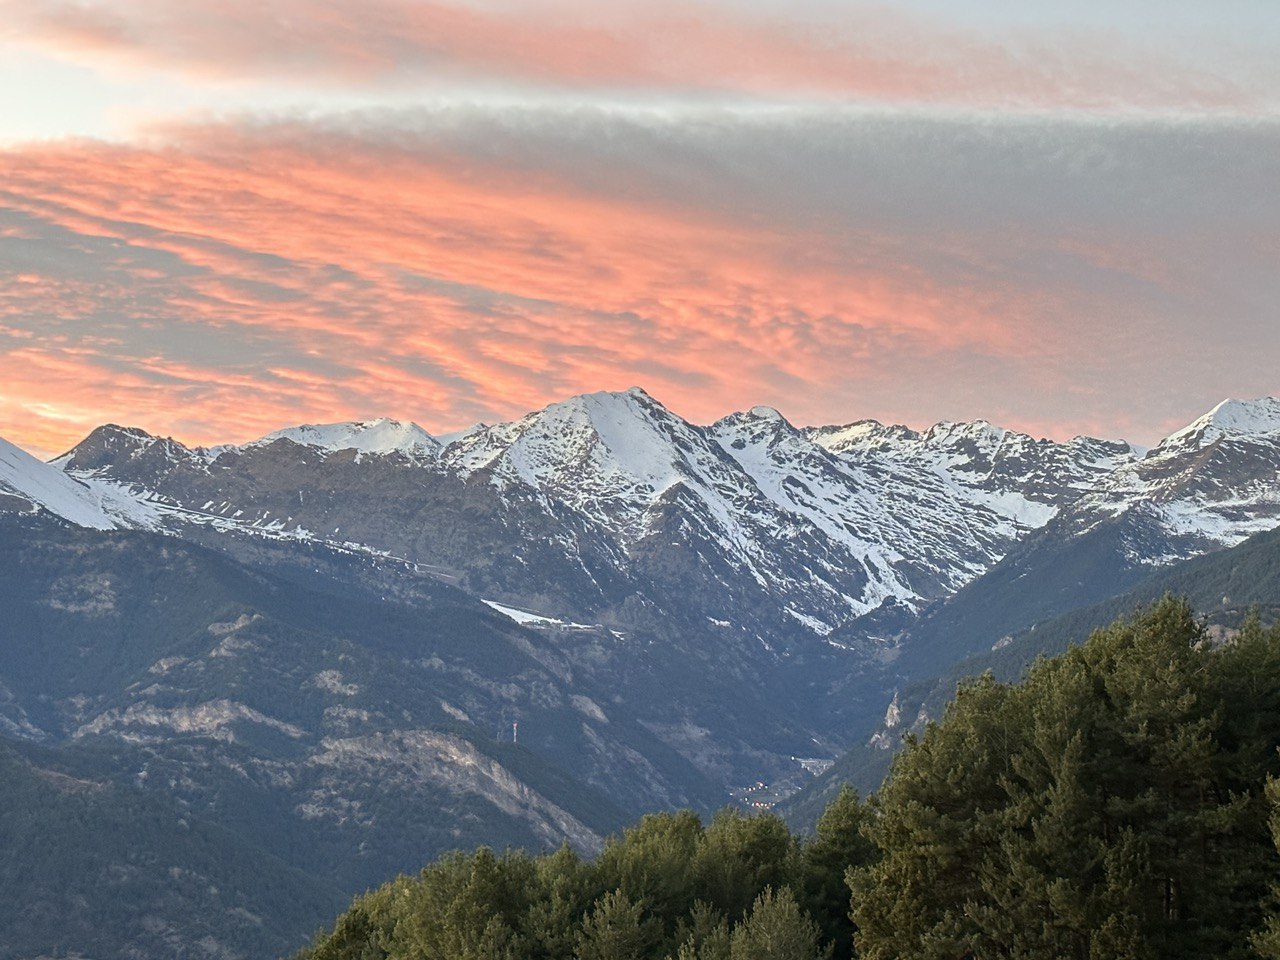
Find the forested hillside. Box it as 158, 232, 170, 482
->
0, 736, 344, 959
294, 597, 1280, 959
787, 520, 1280, 828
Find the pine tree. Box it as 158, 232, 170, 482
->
692, 809, 797, 922
392, 848, 533, 960
797, 786, 875, 960
671, 901, 732, 960
728, 888, 827, 960
850, 672, 1021, 960
525, 844, 600, 960
854, 597, 1280, 960
1253, 778, 1280, 959
594, 809, 705, 949
575, 890, 662, 960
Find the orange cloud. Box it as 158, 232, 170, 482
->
0, 121, 1046, 453
0, 0, 1262, 112
1, 110, 1275, 455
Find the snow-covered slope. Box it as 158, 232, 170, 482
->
442, 388, 719, 537
438, 390, 866, 592
0, 434, 152, 529
1162, 397, 1280, 451
808, 417, 1140, 511
1064, 398, 1280, 562
254, 418, 440, 461
44, 392, 1280, 645
432, 389, 1147, 625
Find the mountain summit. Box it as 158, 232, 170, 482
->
32, 390, 1280, 646
255, 418, 441, 461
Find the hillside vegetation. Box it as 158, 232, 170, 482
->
295, 597, 1280, 959
786, 521, 1280, 829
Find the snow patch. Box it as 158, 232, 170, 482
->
256, 418, 440, 460
785, 608, 833, 636
483, 600, 593, 629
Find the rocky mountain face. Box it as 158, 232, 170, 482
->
30, 391, 1280, 757
0, 511, 728, 958
48, 389, 1154, 637
24, 390, 1280, 750
6, 389, 1280, 958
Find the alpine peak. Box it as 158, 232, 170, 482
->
1161, 397, 1280, 450
256, 418, 441, 460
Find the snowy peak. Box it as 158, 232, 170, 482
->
808, 417, 1013, 457
922, 419, 1008, 447
444, 387, 698, 494
714, 406, 807, 448
809, 415, 1138, 495
437, 422, 488, 446
1060, 396, 1280, 563
1158, 398, 1280, 452
727, 405, 796, 429
55, 424, 182, 473
1061, 435, 1147, 465
806, 420, 921, 455
257, 418, 440, 461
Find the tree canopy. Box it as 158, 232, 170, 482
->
853, 596, 1280, 960
296, 597, 1280, 960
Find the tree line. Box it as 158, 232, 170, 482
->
294, 597, 1280, 959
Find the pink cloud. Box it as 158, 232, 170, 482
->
0, 127, 1055, 453
1, 110, 1274, 454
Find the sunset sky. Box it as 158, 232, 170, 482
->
2, 0, 1278, 457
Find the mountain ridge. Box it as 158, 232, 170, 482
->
21, 392, 1280, 641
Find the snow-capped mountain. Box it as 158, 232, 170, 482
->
254, 418, 441, 462
0, 395, 1137, 644
15, 393, 1280, 960
1051, 398, 1280, 565
27, 390, 1280, 651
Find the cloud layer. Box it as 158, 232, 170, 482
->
3, 0, 1272, 112
2, 104, 1277, 454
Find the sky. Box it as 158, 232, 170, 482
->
1, 1, 1278, 457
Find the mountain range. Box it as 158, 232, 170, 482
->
4, 389, 1280, 958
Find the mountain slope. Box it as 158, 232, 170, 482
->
904, 519, 1280, 738
42, 392, 1280, 803
0, 511, 739, 957
873, 398, 1280, 678
0, 434, 154, 530
786, 517, 1280, 831
0, 733, 343, 960
51, 389, 1158, 644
